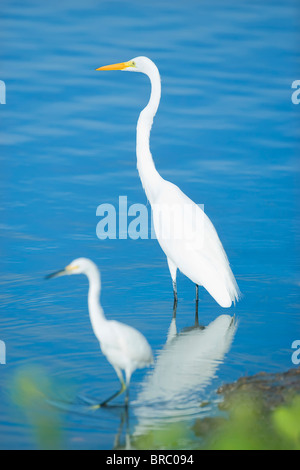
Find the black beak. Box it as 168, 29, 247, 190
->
45, 269, 66, 280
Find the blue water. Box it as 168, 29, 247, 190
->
0, 0, 299, 450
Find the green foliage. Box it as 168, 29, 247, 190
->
11, 366, 64, 450
134, 393, 300, 450
198, 396, 279, 450
272, 396, 300, 449
204, 395, 300, 450
10, 366, 300, 450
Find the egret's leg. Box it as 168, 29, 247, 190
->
167, 258, 178, 304
124, 370, 132, 408
93, 368, 126, 409
100, 380, 126, 407
124, 388, 130, 409
99, 382, 127, 408
170, 278, 177, 319
173, 281, 178, 303
195, 284, 199, 327
173, 291, 178, 319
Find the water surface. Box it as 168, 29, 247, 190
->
0, 0, 299, 450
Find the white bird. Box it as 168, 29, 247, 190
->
46, 257, 153, 407
97, 57, 240, 310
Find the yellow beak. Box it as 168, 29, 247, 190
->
96, 61, 132, 71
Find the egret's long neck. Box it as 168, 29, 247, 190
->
86, 267, 106, 336
136, 64, 163, 204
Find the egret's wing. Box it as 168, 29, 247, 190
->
100, 320, 153, 368
153, 181, 240, 307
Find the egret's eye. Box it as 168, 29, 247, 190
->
131, 61, 136, 67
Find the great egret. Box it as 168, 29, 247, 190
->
97, 57, 240, 309
46, 257, 153, 407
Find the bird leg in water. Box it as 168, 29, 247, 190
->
124, 388, 130, 409
93, 380, 127, 408
195, 284, 199, 327
172, 280, 178, 303
172, 295, 178, 319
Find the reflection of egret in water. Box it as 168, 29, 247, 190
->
133, 314, 237, 432
49, 313, 237, 447
113, 407, 133, 450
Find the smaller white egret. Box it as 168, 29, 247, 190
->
46, 258, 153, 407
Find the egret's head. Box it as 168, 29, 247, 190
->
96, 56, 155, 75
46, 258, 96, 280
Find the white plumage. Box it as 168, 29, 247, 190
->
46, 257, 153, 407
97, 56, 240, 308
152, 180, 240, 308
